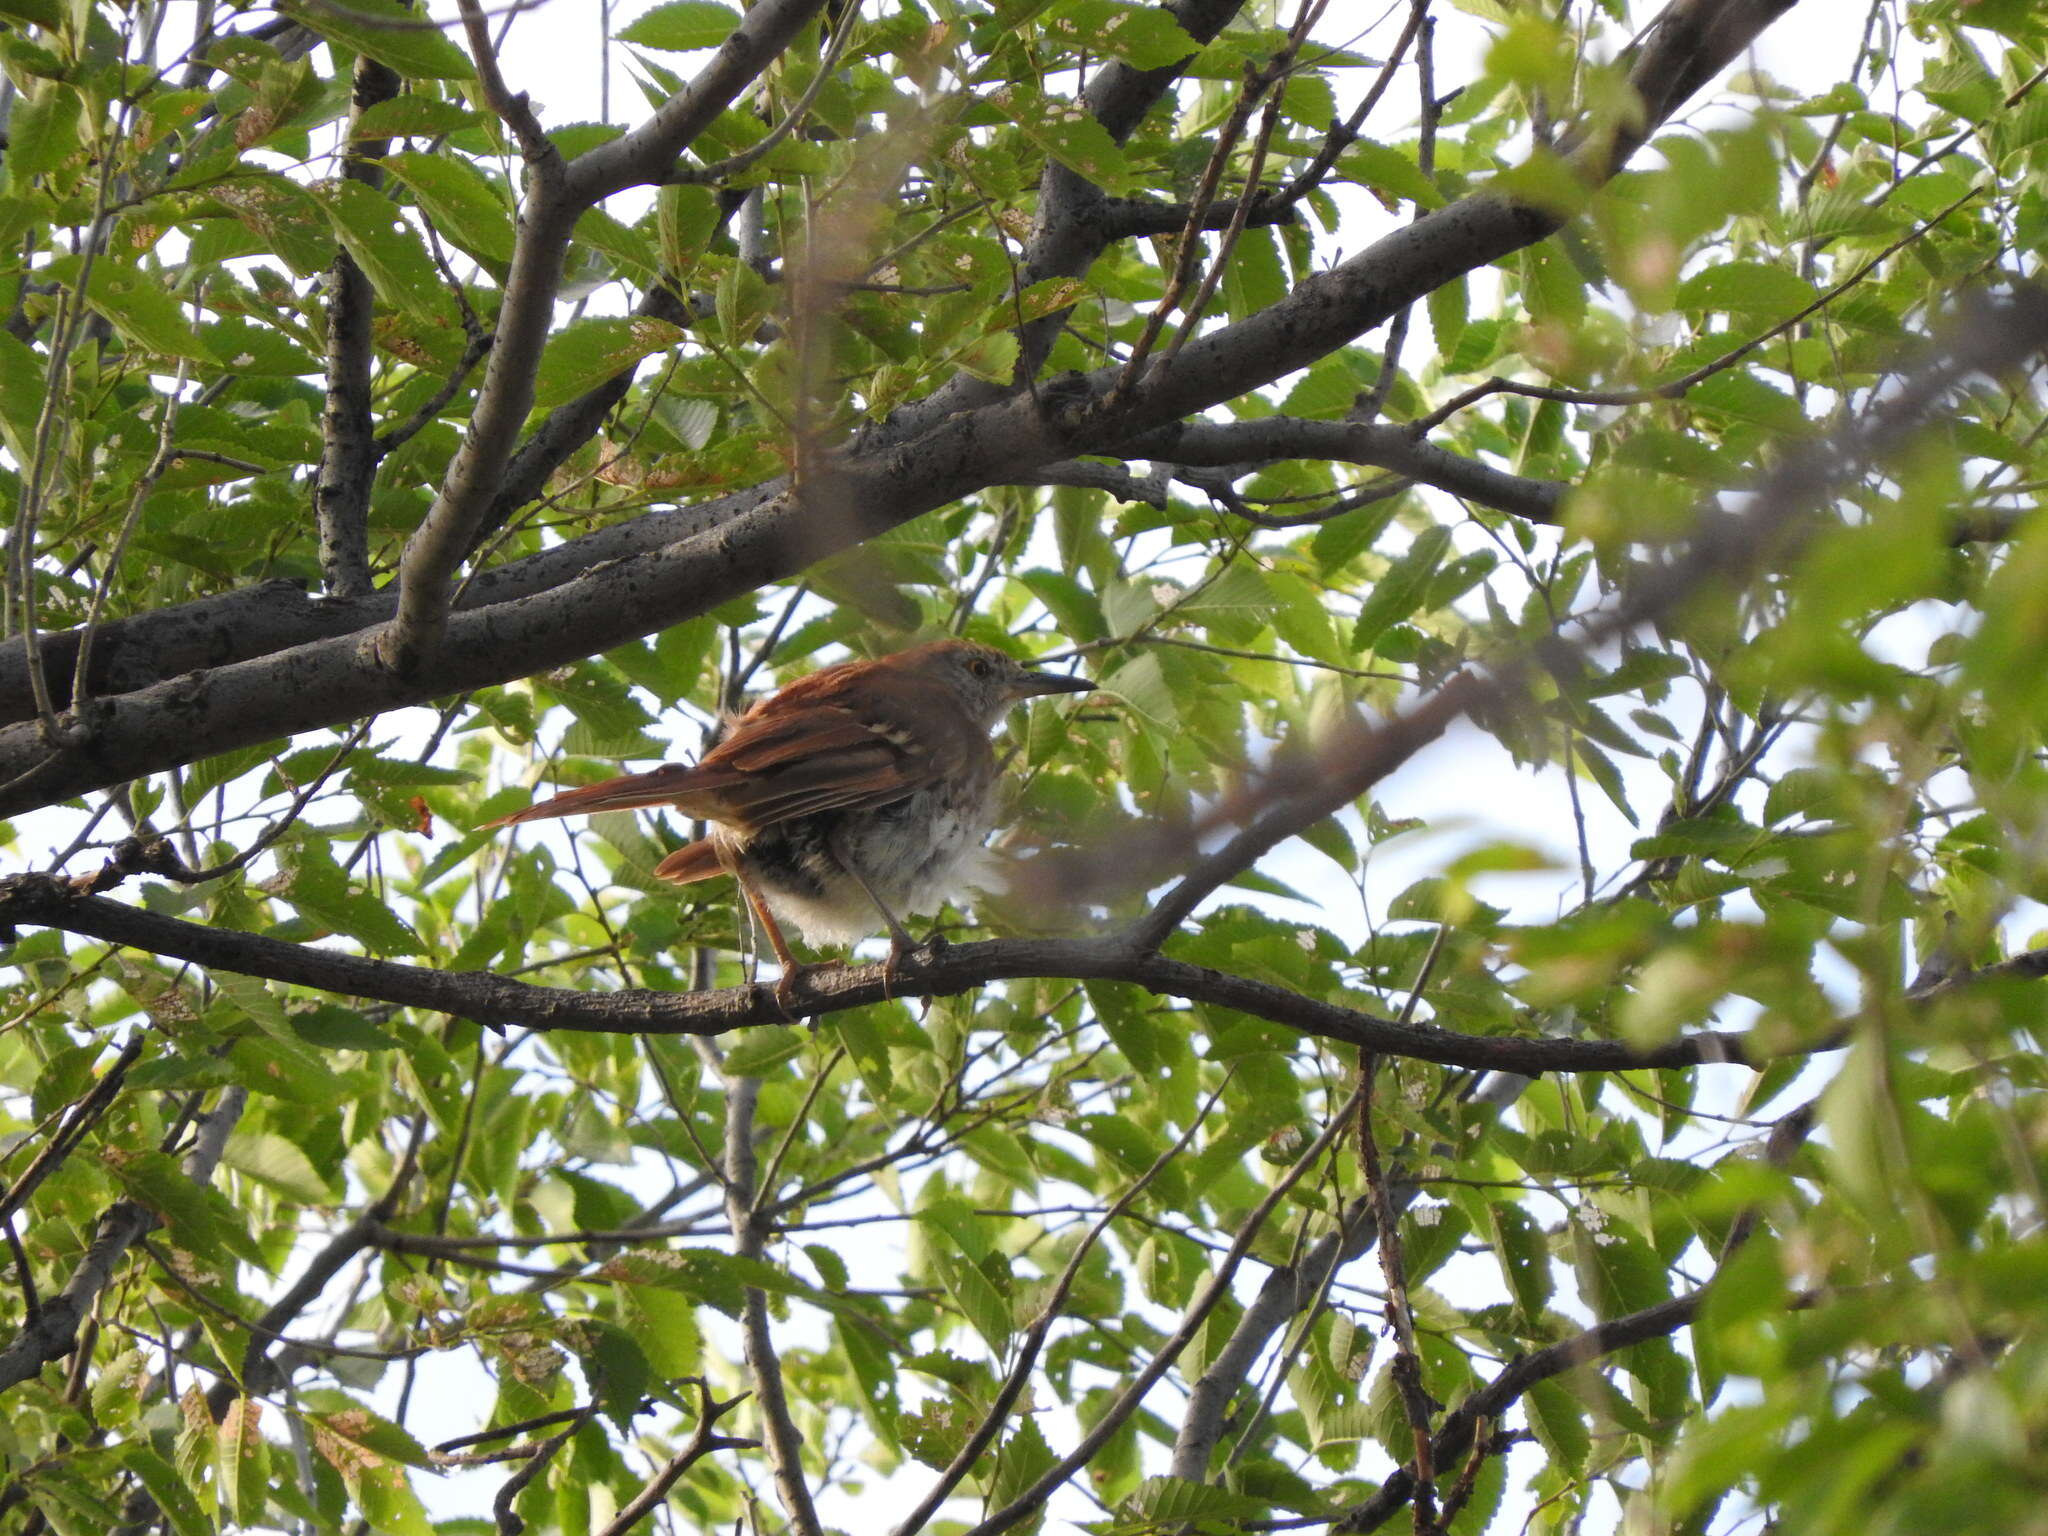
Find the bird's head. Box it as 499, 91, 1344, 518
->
891, 640, 1095, 729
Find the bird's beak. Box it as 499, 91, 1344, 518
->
1011, 669, 1095, 699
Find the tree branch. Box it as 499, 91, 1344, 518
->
0, 0, 1810, 806
565, 0, 836, 202
0, 1087, 245, 1395
380, 2, 573, 674
1118, 417, 1568, 523
0, 872, 1810, 1076
314, 49, 401, 600
719, 1071, 824, 1536
1332, 1100, 1818, 1534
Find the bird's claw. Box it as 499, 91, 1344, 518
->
881, 930, 948, 999
769, 960, 848, 1025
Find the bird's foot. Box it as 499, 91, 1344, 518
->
881, 930, 948, 998
768, 960, 847, 1025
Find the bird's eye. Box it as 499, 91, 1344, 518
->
968, 657, 992, 678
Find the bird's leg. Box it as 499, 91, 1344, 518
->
736, 871, 804, 1020
827, 833, 918, 998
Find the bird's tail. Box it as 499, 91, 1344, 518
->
653, 839, 725, 885
479, 763, 732, 830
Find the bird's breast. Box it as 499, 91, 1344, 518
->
721, 779, 999, 944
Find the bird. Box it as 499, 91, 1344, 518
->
482, 639, 1095, 1004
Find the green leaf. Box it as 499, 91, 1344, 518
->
924, 1240, 1013, 1355
210, 172, 340, 276
0, 328, 44, 465
278, 839, 424, 956
1353, 525, 1452, 649
1525, 1377, 1591, 1474
217, 1398, 269, 1529
601, 1249, 817, 1317
1123, 1477, 1275, 1524
282, 0, 475, 79
222, 1131, 336, 1203
120, 1446, 211, 1536
300, 1393, 434, 1469
1487, 1200, 1552, 1322
109, 1151, 257, 1266
1340, 138, 1444, 209
532, 315, 685, 409
382, 150, 515, 264
80, 266, 209, 361
5, 81, 80, 184
618, 0, 742, 50
721, 1024, 807, 1077
352, 96, 482, 140
1042, 0, 1201, 68
615, 1281, 703, 1379
308, 178, 448, 320
993, 83, 1132, 187
202, 317, 321, 376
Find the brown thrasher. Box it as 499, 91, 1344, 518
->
484, 640, 1094, 995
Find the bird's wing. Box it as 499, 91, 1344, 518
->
694, 699, 939, 828
480, 694, 944, 834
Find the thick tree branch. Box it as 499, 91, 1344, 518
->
381, 4, 574, 674
315, 50, 400, 600
0, 873, 1792, 1075
565, 0, 836, 202
0, 0, 1806, 807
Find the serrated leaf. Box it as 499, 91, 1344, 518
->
1487, 1200, 1552, 1322
81, 266, 209, 360
353, 96, 481, 140
532, 315, 685, 409
210, 172, 339, 276
1340, 138, 1444, 209
1124, 1476, 1275, 1523
222, 1131, 335, 1203
309, 179, 446, 320
615, 1281, 702, 1379
1525, 1376, 1591, 1474
929, 1245, 1013, 1355
619, 0, 742, 50
300, 1391, 436, 1469
382, 150, 514, 264
1353, 525, 1451, 649
994, 84, 1131, 186
202, 317, 319, 375
282, 0, 474, 79
1042, 0, 1200, 68
218, 1398, 268, 1529
721, 1024, 807, 1077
